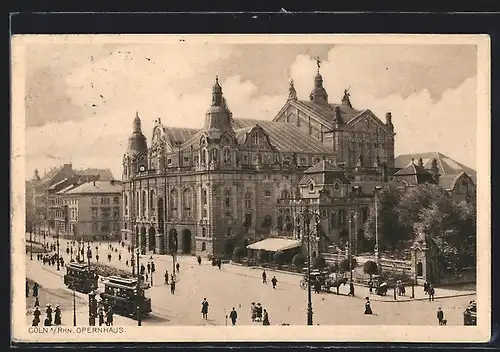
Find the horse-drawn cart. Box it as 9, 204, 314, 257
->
299, 270, 348, 293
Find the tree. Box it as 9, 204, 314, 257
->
273, 250, 285, 265
364, 186, 405, 250
292, 253, 305, 268
339, 258, 357, 273
363, 260, 378, 279
313, 256, 327, 270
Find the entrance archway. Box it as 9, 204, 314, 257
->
181, 229, 192, 254
148, 227, 156, 251
168, 229, 178, 253
140, 226, 147, 250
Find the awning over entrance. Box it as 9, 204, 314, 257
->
246, 238, 302, 252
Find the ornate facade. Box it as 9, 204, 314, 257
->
122, 68, 397, 257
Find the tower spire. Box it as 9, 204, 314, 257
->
211, 76, 223, 106
309, 57, 328, 105
133, 111, 142, 133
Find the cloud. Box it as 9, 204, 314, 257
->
289, 51, 477, 170
25, 44, 478, 180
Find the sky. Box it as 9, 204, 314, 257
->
22, 40, 478, 180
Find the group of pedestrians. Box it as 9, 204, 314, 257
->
98, 306, 114, 326
261, 270, 279, 289
250, 302, 270, 325
27, 280, 62, 326
423, 280, 436, 301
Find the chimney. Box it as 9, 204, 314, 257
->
385, 112, 392, 125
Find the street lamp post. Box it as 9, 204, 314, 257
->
136, 248, 142, 326
56, 230, 60, 271
73, 285, 77, 326
374, 186, 382, 272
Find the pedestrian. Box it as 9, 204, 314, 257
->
151, 262, 155, 273
34, 297, 40, 308
145, 273, 149, 283
428, 285, 435, 301
262, 270, 267, 284
401, 285, 406, 296
176, 262, 180, 273
46, 304, 53, 324
262, 309, 270, 326
197, 256, 202, 265
364, 297, 373, 315
106, 307, 114, 326
141, 264, 145, 275
314, 278, 321, 294
26, 280, 29, 298
218, 259, 222, 269
98, 307, 105, 326
229, 307, 238, 325
147, 263, 151, 274
118, 254, 121, 262
201, 298, 209, 320
424, 280, 429, 295
271, 276, 278, 289
250, 302, 256, 322
170, 280, 176, 294
108, 254, 112, 262
369, 280, 373, 294
164, 270, 169, 285
349, 281, 355, 297
32, 307, 41, 326
54, 305, 62, 325
437, 307, 445, 325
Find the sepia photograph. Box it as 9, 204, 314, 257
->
11, 34, 490, 343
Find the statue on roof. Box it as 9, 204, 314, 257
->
287, 78, 298, 101
315, 56, 321, 71
342, 87, 353, 108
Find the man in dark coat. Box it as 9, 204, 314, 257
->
428, 285, 435, 301
170, 280, 176, 294
271, 276, 278, 289
98, 308, 105, 326
176, 262, 180, 273
349, 282, 355, 297
262, 270, 267, 284
106, 307, 114, 326
33, 282, 39, 298
151, 262, 155, 273
197, 256, 202, 265
147, 263, 151, 274
201, 298, 209, 320
164, 270, 169, 285
314, 278, 321, 294
437, 307, 445, 325
229, 307, 238, 325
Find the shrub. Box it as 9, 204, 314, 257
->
313, 256, 327, 270
292, 253, 305, 268
339, 258, 357, 273
273, 250, 285, 265
363, 260, 378, 278
327, 262, 339, 273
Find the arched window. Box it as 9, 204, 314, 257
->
223, 148, 231, 164
244, 191, 252, 209
212, 149, 218, 163
201, 188, 208, 218
252, 132, 261, 145
281, 189, 289, 199
202, 228, 206, 237
170, 189, 178, 218
201, 242, 207, 251
183, 189, 192, 218
141, 190, 147, 217
224, 189, 231, 208
309, 183, 314, 192
149, 190, 155, 213
202, 149, 207, 165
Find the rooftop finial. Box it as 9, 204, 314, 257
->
315, 56, 321, 73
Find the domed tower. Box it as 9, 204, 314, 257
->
309, 58, 328, 105
204, 76, 234, 136
123, 111, 149, 179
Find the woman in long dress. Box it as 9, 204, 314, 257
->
364, 297, 373, 315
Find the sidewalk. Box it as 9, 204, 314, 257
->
229, 262, 476, 303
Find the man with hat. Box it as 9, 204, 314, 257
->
437, 307, 445, 325
46, 304, 53, 325
54, 305, 62, 325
